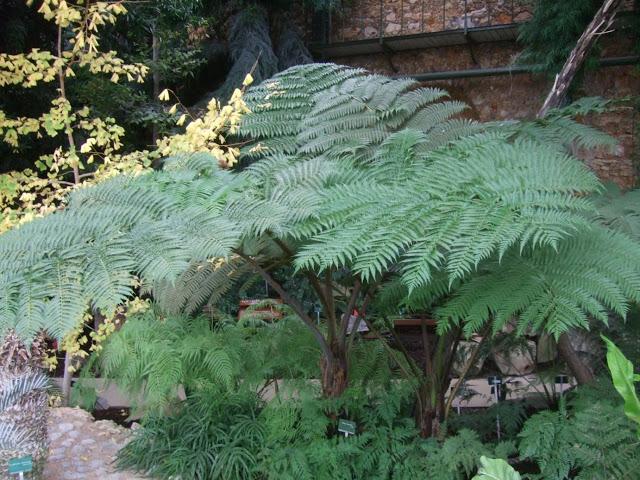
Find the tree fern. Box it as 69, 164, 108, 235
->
0, 158, 244, 340
437, 225, 640, 337
0, 62, 638, 356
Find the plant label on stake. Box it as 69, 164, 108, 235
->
487, 376, 502, 440
555, 374, 569, 397
338, 419, 356, 437
8, 455, 32, 480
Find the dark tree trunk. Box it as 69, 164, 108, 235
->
274, 13, 313, 71
557, 332, 595, 384
215, 6, 279, 101
415, 383, 440, 438
151, 24, 160, 144
537, 0, 625, 117
416, 404, 435, 438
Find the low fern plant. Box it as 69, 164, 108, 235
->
519, 381, 640, 479
95, 303, 321, 414
119, 380, 515, 480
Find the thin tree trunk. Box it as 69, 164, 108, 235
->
152, 24, 160, 144
537, 0, 625, 117
61, 354, 74, 405
557, 333, 595, 384
57, 23, 80, 406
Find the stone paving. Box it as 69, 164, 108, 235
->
44, 407, 146, 480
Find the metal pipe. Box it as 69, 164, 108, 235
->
398, 56, 640, 81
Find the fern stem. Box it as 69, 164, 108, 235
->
444, 325, 490, 420
234, 249, 333, 363
324, 269, 338, 342
269, 235, 334, 329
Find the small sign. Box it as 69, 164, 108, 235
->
338, 419, 356, 436
8, 455, 33, 474
555, 375, 569, 384
346, 315, 369, 334
487, 376, 502, 385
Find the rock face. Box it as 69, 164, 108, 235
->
493, 340, 537, 376
44, 408, 146, 480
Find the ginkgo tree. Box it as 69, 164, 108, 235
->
0, 0, 150, 232
0, 0, 151, 403
0, 0, 252, 403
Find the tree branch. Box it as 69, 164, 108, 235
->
234, 250, 332, 361
269, 235, 333, 323
325, 269, 338, 343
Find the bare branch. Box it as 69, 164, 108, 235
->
538, 0, 625, 117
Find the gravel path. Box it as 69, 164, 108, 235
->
44, 407, 146, 480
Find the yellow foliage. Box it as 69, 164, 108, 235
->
156, 74, 253, 167
1, 1, 253, 366
0, 1, 148, 232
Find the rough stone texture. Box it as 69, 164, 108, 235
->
326, 0, 637, 41
329, 0, 534, 41
44, 408, 146, 480
334, 35, 640, 188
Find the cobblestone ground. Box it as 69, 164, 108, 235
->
44, 407, 146, 480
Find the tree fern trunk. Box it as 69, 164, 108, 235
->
557, 332, 595, 384
320, 347, 348, 398
415, 384, 437, 438
273, 13, 312, 71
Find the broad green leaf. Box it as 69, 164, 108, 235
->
601, 335, 640, 435
472, 456, 521, 480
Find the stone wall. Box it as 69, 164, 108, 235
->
329, 0, 533, 42
331, 36, 639, 188
327, 0, 637, 41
